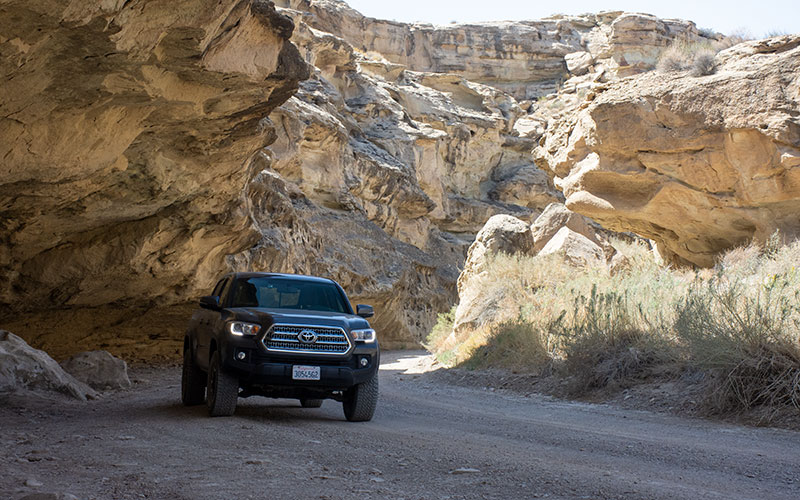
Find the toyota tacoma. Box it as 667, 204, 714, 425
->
181, 272, 379, 421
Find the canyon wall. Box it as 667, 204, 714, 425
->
275, 0, 708, 99
536, 36, 800, 267
232, 8, 563, 345
0, 0, 307, 351
239, 2, 716, 344
4, 0, 786, 355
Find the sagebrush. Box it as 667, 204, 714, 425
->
656, 31, 753, 76
429, 238, 800, 421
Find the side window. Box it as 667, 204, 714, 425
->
211, 278, 225, 297
218, 278, 233, 306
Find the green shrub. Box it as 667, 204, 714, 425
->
425, 306, 456, 349
425, 306, 457, 365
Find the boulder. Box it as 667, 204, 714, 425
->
458, 215, 535, 286
565, 51, 594, 76
454, 215, 534, 332
532, 203, 601, 253
538, 227, 605, 267
0, 331, 97, 400
60, 351, 132, 391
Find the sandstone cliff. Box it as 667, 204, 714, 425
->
536, 35, 800, 267
2, 0, 770, 356
237, 3, 712, 344
233, 7, 563, 345
0, 0, 308, 315
276, 1, 709, 99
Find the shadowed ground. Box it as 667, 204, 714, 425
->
1, 351, 798, 499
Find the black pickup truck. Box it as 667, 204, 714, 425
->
181, 272, 379, 421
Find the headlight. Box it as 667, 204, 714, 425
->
228, 321, 261, 336
351, 328, 376, 343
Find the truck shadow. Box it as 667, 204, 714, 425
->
152, 398, 341, 423
234, 399, 346, 423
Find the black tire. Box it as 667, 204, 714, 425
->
342, 373, 378, 422
207, 351, 238, 417
181, 345, 206, 406
300, 398, 323, 408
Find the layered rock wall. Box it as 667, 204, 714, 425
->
232, 8, 563, 345
2, 0, 764, 355
276, 1, 708, 99
536, 36, 800, 266
0, 0, 308, 315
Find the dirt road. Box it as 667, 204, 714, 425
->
2, 351, 799, 500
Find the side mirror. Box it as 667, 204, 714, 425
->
199, 295, 221, 310
356, 304, 374, 318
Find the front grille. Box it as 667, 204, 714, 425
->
263, 324, 351, 355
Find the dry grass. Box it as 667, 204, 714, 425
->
428, 238, 800, 421
675, 244, 800, 417
657, 42, 720, 75
656, 30, 754, 76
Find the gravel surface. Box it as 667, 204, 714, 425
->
2, 351, 799, 500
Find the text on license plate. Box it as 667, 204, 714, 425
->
292, 365, 320, 380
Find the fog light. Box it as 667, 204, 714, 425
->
237, 351, 247, 361
359, 357, 369, 367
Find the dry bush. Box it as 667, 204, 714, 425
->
656, 36, 741, 76
429, 235, 800, 422
676, 242, 800, 418
764, 29, 788, 38
426, 251, 578, 367
554, 286, 679, 391
691, 49, 717, 76
657, 45, 693, 73
464, 318, 556, 374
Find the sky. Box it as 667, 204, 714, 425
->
345, 0, 799, 38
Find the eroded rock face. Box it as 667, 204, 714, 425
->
231, 9, 564, 344
275, 1, 708, 100
0, 0, 739, 354
0, 1, 308, 314
536, 36, 800, 267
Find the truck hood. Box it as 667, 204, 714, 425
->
225, 307, 371, 332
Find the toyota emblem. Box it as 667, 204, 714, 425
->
297, 329, 318, 344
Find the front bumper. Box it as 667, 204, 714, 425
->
220, 336, 379, 390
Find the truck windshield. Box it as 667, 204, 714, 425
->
229, 277, 350, 313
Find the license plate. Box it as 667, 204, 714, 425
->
292, 365, 320, 381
